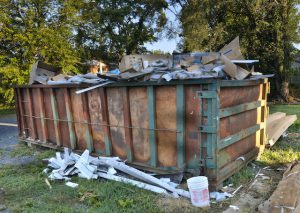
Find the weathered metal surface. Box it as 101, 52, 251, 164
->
14, 78, 269, 189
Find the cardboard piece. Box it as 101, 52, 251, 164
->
219, 36, 244, 60
221, 55, 250, 80
29, 61, 61, 85
120, 71, 149, 80
202, 36, 244, 64
119, 54, 172, 73
201, 53, 220, 65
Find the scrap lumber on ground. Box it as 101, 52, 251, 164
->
266, 112, 297, 146
258, 161, 300, 213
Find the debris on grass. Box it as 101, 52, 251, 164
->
65, 181, 79, 188
45, 178, 52, 189
44, 148, 190, 199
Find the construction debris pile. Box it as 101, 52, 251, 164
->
44, 148, 190, 199
29, 37, 272, 86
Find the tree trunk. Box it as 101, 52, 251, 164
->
281, 81, 290, 102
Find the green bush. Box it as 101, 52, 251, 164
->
0, 64, 29, 106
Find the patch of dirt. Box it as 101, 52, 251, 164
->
223, 167, 284, 213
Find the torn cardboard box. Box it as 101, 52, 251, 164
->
221, 55, 250, 80
29, 61, 61, 85
202, 36, 244, 65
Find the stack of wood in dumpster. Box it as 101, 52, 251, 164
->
29, 37, 272, 87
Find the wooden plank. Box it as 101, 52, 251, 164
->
220, 109, 257, 139
50, 89, 61, 146
267, 112, 286, 126
31, 89, 43, 141
87, 89, 105, 153
99, 88, 112, 156
122, 87, 133, 162
71, 89, 87, 150
64, 88, 76, 149
26, 88, 37, 139
16, 89, 25, 137
107, 87, 127, 159
37, 88, 48, 142
220, 86, 260, 108
129, 87, 150, 164
267, 115, 297, 146
82, 92, 94, 152
156, 86, 177, 167
14, 89, 22, 136
55, 89, 71, 148
219, 124, 261, 150
43, 89, 56, 144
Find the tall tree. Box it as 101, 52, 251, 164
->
73, 0, 168, 64
0, 0, 79, 105
174, 0, 300, 101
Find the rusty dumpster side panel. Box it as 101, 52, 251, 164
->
14, 78, 269, 189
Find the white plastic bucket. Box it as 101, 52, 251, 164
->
187, 176, 210, 207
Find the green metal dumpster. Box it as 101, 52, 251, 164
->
14, 78, 269, 189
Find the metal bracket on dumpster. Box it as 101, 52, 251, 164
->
199, 125, 217, 133
198, 91, 218, 98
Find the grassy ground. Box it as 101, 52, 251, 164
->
0, 105, 299, 212
0, 145, 165, 213
0, 108, 15, 115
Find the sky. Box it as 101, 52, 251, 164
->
144, 8, 180, 53
144, 38, 178, 53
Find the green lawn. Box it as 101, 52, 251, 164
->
0, 108, 15, 115
0, 146, 164, 213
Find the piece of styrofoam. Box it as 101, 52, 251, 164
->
102, 158, 190, 198
98, 172, 171, 196
65, 181, 78, 188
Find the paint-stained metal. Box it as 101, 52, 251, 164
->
14, 78, 269, 189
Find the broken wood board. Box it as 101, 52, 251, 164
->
258, 161, 300, 213
266, 112, 286, 126
266, 114, 297, 146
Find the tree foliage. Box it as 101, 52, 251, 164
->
73, 0, 168, 63
175, 0, 300, 99
0, 0, 168, 105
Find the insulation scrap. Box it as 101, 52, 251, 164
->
44, 148, 189, 198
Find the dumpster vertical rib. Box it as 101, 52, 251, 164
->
176, 84, 185, 169
26, 88, 36, 139
64, 88, 76, 149
17, 89, 25, 137
147, 86, 157, 167
37, 88, 48, 143
123, 87, 133, 162
50, 89, 61, 146
14, 89, 22, 136
99, 87, 112, 156
82, 92, 93, 152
